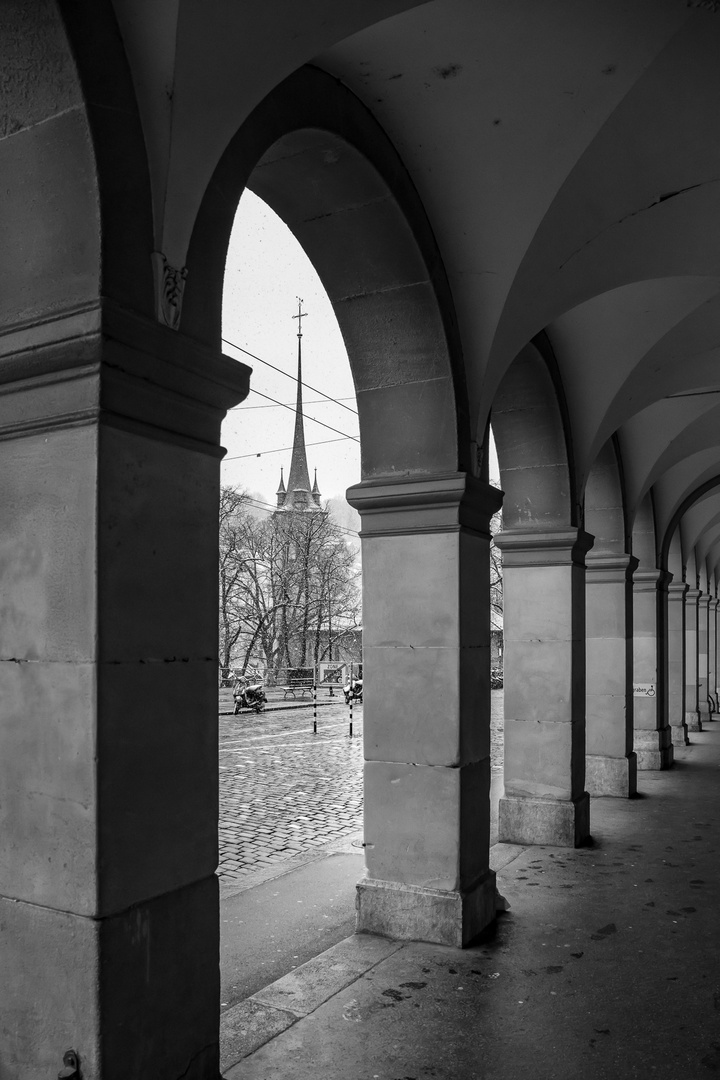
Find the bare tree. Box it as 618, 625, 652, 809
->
489, 510, 503, 625
218, 485, 361, 680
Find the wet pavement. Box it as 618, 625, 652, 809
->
222, 726, 720, 1079
218, 699, 364, 891
218, 691, 505, 892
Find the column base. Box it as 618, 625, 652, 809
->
586, 754, 637, 798
686, 711, 703, 732
0, 877, 219, 1079
356, 869, 497, 949
670, 721, 689, 747
498, 792, 590, 847
634, 727, 674, 769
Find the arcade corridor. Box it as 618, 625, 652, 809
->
3, 3, 720, 1077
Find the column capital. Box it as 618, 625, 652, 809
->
686, 588, 702, 605
493, 527, 593, 568
0, 299, 251, 454
585, 551, 638, 584
668, 581, 689, 599
632, 568, 672, 593
346, 472, 502, 537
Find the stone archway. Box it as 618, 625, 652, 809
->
583, 439, 638, 796
492, 338, 592, 847
186, 65, 500, 949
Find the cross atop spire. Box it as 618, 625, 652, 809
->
292, 296, 308, 338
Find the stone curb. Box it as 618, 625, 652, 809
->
219, 831, 363, 900
219, 838, 527, 1074
220, 934, 403, 1075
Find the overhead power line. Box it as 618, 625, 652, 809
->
222, 436, 356, 461
222, 336, 359, 416
238, 396, 356, 410
244, 386, 359, 443
238, 493, 360, 539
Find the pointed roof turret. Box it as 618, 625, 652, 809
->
276, 467, 286, 508
311, 468, 321, 508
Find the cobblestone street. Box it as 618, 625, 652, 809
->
218, 691, 504, 891
219, 701, 364, 889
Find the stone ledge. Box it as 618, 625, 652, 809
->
220, 934, 402, 1072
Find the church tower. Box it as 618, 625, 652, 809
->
276, 298, 322, 512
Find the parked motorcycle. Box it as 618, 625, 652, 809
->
233, 674, 267, 714
343, 677, 363, 705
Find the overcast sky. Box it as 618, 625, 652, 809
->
221, 191, 360, 508
221, 191, 498, 507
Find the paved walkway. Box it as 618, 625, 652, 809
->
222, 724, 720, 1079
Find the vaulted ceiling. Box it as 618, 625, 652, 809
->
112, 0, 720, 585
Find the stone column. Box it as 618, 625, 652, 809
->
667, 582, 689, 746
708, 597, 718, 714
685, 588, 702, 732
0, 305, 249, 1078
494, 528, 592, 846
585, 553, 637, 796
698, 593, 711, 723
347, 473, 501, 948
632, 570, 673, 769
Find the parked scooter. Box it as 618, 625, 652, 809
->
343, 677, 363, 705
233, 674, 267, 714
490, 668, 504, 690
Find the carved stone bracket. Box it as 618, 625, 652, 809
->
151, 252, 188, 330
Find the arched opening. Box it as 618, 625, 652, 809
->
216, 189, 366, 1010
631, 493, 673, 770
491, 340, 591, 847
583, 439, 637, 796
188, 66, 499, 988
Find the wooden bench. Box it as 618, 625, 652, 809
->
282, 678, 315, 699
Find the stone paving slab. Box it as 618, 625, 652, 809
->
220, 998, 298, 1074
221, 934, 403, 1073
253, 933, 404, 1018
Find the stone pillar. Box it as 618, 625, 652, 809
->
0, 306, 249, 1078
494, 528, 592, 846
667, 582, 689, 746
585, 553, 637, 796
347, 473, 501, 948
633, 570, 673, 769
708, 598, 718, 714
699, 596, 708, 721
685, 588, 702, 732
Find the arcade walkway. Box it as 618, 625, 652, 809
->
222, 725, 720, 1079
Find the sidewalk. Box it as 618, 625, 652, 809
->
221, 726, 720, 1079
219, 687, 347, 716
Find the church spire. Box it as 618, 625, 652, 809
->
281, 298, 320, 512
